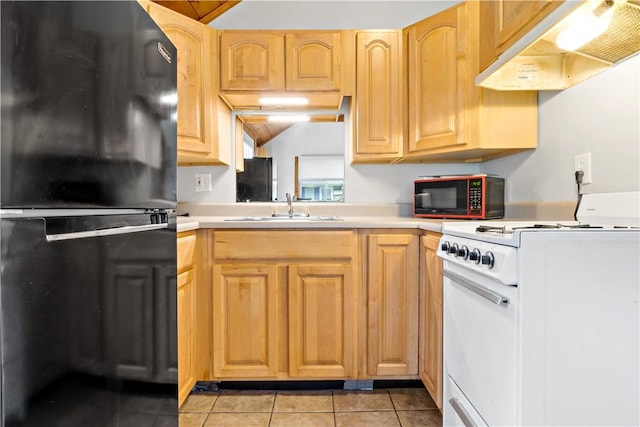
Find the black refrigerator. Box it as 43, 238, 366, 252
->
0, 2, 178, 426
236, 158, 273, 202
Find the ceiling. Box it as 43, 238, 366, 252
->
151, 1, 241, 24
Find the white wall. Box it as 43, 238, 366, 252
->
265, 122, 344, 201
480, 55, 640, 203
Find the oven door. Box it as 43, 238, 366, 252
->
443, 268, 517, 426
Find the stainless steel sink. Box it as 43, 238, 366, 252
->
224, 215, 343, 222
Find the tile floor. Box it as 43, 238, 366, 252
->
179, 387, 441, 427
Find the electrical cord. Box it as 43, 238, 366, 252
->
574, 170, 584, 221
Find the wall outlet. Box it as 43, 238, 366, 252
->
195, 173, 212, 192
574, 153, 592, 184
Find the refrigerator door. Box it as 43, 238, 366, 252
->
0, 213, 177, 426
236, 157, 273, 202
0, 1, 177, 209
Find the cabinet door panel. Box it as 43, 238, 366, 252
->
108, 264, 155, 381
220, 32, 284, 91
156, 265, 178, 383
213, 265, 279, 378
407, 5, 467, 153
419, 233, 443, 409
354, 31, 402, 158
288, 264, 354, 378
177, 269, 195, 405
367, 235, 419, 376
285, 32, 342, 91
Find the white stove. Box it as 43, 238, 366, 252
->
439, 192, 640, 427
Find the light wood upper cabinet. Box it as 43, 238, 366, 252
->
419, 232, 443, 410
285, 32, 342, 91
212, 264, 279, 378
140, 0, 230, 166
479, 0, 564, 71
367, 234, 419, 377
219, 32, 285, 91
352, 31, 403, 163
289, 264, 355, 378
219, 30, 347, 109
406, 6, 465, 153
403, 2, 537, 162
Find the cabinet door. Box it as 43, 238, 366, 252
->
107, 264, 155, 381
285, 32, 342, 91
289, 264, 355, 378
353, 31, 402, 160
419, 233, 443, 409
479, 1, 562, 71
142, 1, 224, 165
406, 5, 468, 153
178, 269, 196, 406
367, 234, 419, 376
219, 32, 285, 91
212, 264, 279, 378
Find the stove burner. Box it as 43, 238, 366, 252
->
475, 223, 605, 235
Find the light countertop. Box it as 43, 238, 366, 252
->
176, 215, 446, 233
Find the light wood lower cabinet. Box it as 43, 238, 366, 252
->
419, 232, 443, 410
367, 233, 419, 377
212, 265, 279, 378
177, 231, 197, 406
289, 264, 355, 378
210, 230, 357, 380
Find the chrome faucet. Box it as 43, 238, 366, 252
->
286, 193, 293, 215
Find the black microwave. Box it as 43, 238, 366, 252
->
414, 175, 505, 219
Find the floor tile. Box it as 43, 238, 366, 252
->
332, 391, 394, 412
203, 412, 271, 427
181, 394, 219, 413
269, 412, 335, 427
211, 392, 275, 413
396, 409, 442, 427
334, 411, 400, 427
388, 388, 437, 410
179, 412, 208, 427
273, 391, 333, 412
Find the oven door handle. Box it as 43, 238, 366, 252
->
444, 270, 509, 306
449, 398, 478, 427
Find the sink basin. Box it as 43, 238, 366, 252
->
224, 215, 343, 222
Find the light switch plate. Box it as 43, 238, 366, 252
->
195, 173, 212, 192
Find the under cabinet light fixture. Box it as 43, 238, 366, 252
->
259, 96, 309, 106
267, 115, 311, 123
555, 0, 625, 51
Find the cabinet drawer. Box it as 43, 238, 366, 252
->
177, 231, 196, 272
212, 230, 354, 260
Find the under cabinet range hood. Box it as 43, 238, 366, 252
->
477, 0, 640, 90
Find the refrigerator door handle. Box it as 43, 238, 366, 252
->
46, 223, 168, 242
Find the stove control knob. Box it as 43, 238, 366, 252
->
448, 243, 459, 256
481, 252, 495, 269
469, 249, 481, 264
441, 241, 450, 253
457, 245, 469, 260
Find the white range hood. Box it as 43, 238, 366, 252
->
476, 0, 640, 90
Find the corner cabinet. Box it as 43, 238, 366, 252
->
352, 31, 403, 163
177, 231, 197, 406
419, 232, 443, 410
366, 233, 419, 377
210, 230, 358, 380
403, 1, 537, 162
139, 0, 230, 166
